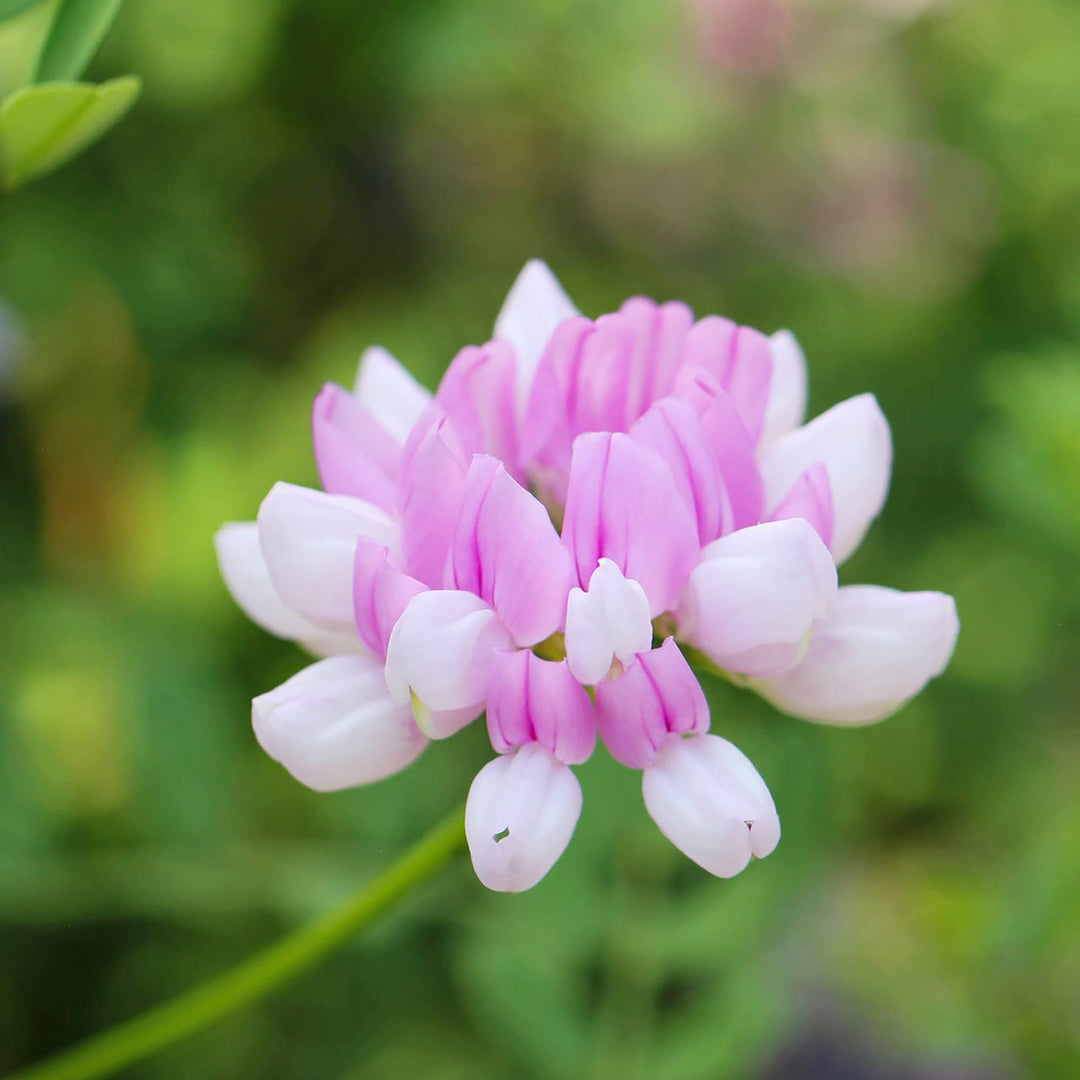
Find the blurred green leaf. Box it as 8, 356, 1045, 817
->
33, 0, 124, 81
0, 76, 139, 190
0, 0, 45, 23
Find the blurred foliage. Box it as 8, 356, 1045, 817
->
1, 0, 1079, 1076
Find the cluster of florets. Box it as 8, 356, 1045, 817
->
217, 261, 958, 891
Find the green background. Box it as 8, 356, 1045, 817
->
1, 0, 1078, 1076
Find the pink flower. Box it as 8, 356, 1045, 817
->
216, 259, 959, 892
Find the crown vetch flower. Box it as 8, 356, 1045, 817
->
216, 259, 959, 892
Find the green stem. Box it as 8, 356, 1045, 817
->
6, 806, 466, 1080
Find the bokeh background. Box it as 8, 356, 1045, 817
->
2, 0, 1079, 1076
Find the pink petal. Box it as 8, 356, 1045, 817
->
754, 585, 959, 725
562, 432, 700, 616
397, 405, 469, 588
436, 339, 522, 479
353, 345, 431, 445
494, 259, 579, 406
767, 462, 834, 550
760, 393, 892, 564
679, 518, 838, 678
252, 655, 427, 792
352, 539, 426, 659
760, 329, 808, 448
617, 297, 695, 421
486, 650, 596, 765
564, 559, 653, 685
642, 733, 779, 878
215, 523, 362, 655
447, 455, 575, 646
465, 742, 583, 892
312, 383, 399, 512
594, 638, 709, 769
257, 483, 400, 629
383, 590, 513, 736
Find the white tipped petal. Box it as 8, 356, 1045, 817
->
680, 518, 837, 678
760, 393, 892, 564
760, 329, 808, 448
383, 590, 513, 734
564, 559, 653, 684
252, 655, 427, 791
257, 483, 400, 630
354, 345, 431, 444
214, 523, 362, 656
494, 259, 579, 405
756, 585, 960, 725
465, 743, 582, 892
642, 734, 779, 878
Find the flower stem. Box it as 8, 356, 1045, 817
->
7, 806, 466, 1080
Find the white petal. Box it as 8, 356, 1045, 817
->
755, 585, 960, 725
493, 259, 579, 406
679, 518, 837, 677
760, 329, 808, 448
642, 733, 779, 878
257, 483, 400, 630
353, 345, 431, 444
214, 523, 363, 656
383, 590, 513, 733
465, 743, 582, 892
760, 393, 892, 564
564, 559, 653, 684
252, 655, 427, 791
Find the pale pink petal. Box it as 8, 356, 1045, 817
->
767, 462, 834, 549
352, 539, 426, 659
215, 523, 363, 656
642, 733, 779, 878
397, 405, 468, 588
312, 383, 398, 512
383, 590, 513, 736
617, 297, 695, 421
486, 650, 596, 765
252, 655, 427, 792
754, 585, 959, 725
257, 483, 400, 629
447, 456, 575, 647
494, 259, 580, 406
436, 340, 521, 478
594, 639, 709, 769
679, 518, 837, 678
564, 559, 653, 685
760, 329, 808, 448
465, 743, 583, 892
562, 432, 700, 616
760, 393, 892, 563
353, 345, 431, 445
630, 397, 729, 544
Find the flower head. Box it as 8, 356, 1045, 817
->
217, 259, 959, 891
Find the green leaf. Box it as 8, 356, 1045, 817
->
33, 0, 124, 82
0, 0, 46, 23
0, 76, 140, 190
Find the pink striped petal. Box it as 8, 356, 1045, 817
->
642, 733, 779, 878
486, 650, 596, 765
594, 639, 709, 769
760, 393, 892, 564
755, 585, 959, 725
353, 345, 431, 444
679, 518, 837, 678
252, 655, 427, 792
562, 432, 700, 616
257, 483, 400, 630
447, 455, 575, 646
352, 539, 426, 659
312, 383, 398, 512
436, 339, 521, 478
767, 462, 834, 549
617, 297, 695, 421
465, 742, 583, 892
